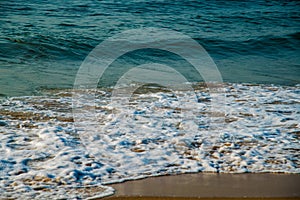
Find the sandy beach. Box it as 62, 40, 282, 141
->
103, 173, 300, 199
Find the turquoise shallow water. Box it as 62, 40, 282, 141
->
0, 0, 300, 96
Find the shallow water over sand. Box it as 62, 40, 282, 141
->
0, 83, 299, 199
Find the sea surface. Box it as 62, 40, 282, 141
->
0, 0, 300, 199
0, 0, 300, 96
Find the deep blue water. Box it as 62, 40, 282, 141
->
0, 0, 299, 96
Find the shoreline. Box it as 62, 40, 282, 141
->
102, 173, 300, 199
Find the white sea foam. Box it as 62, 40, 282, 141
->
0, 83, 299, 199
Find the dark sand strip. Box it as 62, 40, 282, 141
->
103, 173, 300, 199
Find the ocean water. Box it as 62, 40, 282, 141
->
0, 83, 300, 199
0, 0, 300, 199
0, 0, 300, 96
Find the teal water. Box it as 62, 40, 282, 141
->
0, 0, 300, 96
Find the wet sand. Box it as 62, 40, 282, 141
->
102, 173, 300, 199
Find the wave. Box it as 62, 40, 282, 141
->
1, 0, 299, 97
0, 83, 299, 198
197, 32, 300, 58
0, 34, 96, 63
9, 31, 296, 62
